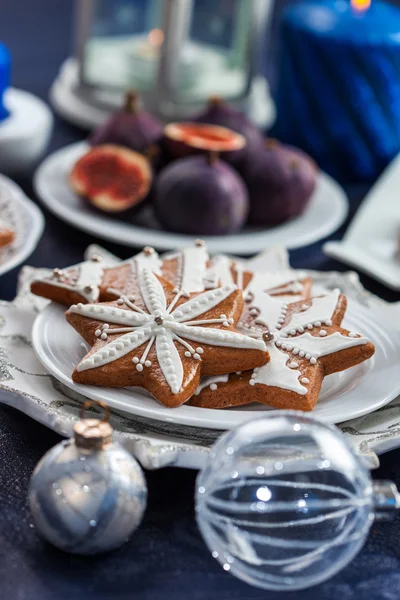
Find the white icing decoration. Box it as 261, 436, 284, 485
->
34, 260, 104, 303
301, 377, 309, 384
71, 269, 266, 395
164, 245, 209, 294
194, 374, 229, 395
240, 289, 369, 396
130, 250, 162, 275
253, 343, 308, 395
205, 256, 234, 288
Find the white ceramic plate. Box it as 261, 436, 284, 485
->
34, 142, 348, 255
0, 175, 44, 275
32, 299, 400, 430
324, 154, 400, 290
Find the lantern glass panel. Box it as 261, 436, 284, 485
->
181, 0, 251, 100
82, 0, 164, 92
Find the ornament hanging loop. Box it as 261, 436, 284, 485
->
75, 401, 112, 450
79, 400, 110, 424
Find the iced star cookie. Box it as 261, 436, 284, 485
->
66, 269, 268, 407
190, 289, 375, 411
206, 254, 312, 303
101, 240, 209, 301
30, 255, 105, 305
0, 220, 14, 248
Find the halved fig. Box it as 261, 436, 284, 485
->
163, 122, 246, 159
70, 144, 152, 213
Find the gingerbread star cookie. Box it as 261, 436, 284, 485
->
0, 220, 15, 248
101, 240, 209, 301
206, 254, 312, 303
66, 269, 268, 407
30, 255, 105, 305
190, 289, 375, 411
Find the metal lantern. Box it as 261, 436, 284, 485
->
51, 0, 275, 126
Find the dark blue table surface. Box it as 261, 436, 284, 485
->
0, 2, 400, 599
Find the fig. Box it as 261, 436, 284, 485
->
70, 144, 152, 213
193, 96, 264, 165
163, 122, 245, 160
89, 90, 163, 156
243, 139, 317, 226
154, 152, 249, 235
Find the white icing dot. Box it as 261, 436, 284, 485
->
286, 344, 293, 351
281, 333, 288, 338
301, 304, 308, 311
325, 319, 332, 327
307, 324, 313, 330
289, 361, 299, 369
210, 383, 218, 391
184, 351, 191, 358
293, 348, 299, 355
103, 324, 110, 330
117, 299, 124, 305
144, 360, 152, 368
301, 377, 310, 384
277, 318, 285, 324
95, 329, 101, 337
101, 333, 107, 340
315, 321, 322, 327
223, 321, 230, 327
297, 326, 305, 333
220, 314, 227, 319
310, 357, 317, 365
133, 357, 139, 364
193, 353, 201, 360
249, 308, 258, 316
305, 353, 311, 360
275, 340, 282, 347
276, 324, 282, 330
290, 329, 296, 336
249, 379, 255, 386
196, 347, 204, 354
299, 351, 305, 358
319, 330, 327, 337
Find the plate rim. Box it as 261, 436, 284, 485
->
34, 141, 349, 254
32, 299, 400, 431
0, 174, 45, 276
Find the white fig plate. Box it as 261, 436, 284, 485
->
0, 174, 44, 276
32, 299, 400, 430
34, 142, 348, 254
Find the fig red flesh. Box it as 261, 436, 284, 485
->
70, 144, 152, 213
163, 122, 246, 159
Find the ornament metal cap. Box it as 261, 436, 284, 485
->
74, 401, 113, 450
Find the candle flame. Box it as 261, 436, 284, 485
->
351, 0, 371, 12
148, 29, 164, 48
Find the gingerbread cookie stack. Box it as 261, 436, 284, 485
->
30, 243, 375, 412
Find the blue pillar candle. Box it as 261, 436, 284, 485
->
0, 43, 10, 122
273, 0, 400, 182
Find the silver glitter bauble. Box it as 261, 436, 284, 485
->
196, 411, 400, 591
29, 402, 147, 555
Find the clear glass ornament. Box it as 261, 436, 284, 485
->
29, 402, 147, 555
196, 411, 399, 591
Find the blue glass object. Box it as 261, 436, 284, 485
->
273, 1, 400, 183
0, 43, 10, 122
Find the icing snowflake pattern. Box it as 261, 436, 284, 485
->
241, 289, 369, 395
70, 269, 266, 395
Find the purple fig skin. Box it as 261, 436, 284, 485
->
243, 141, 318, 226
154, 155, 249, 235
90, 91, 163, 155
193, 97, 264, 166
